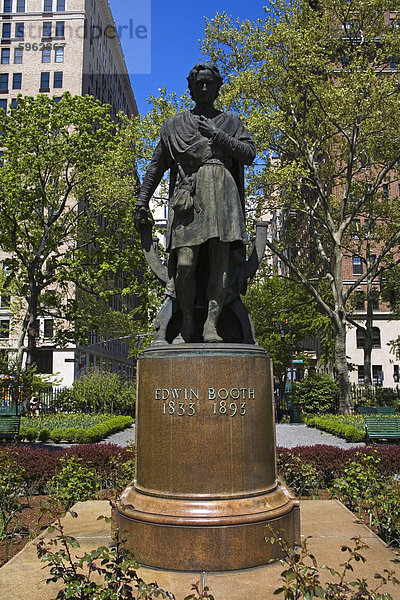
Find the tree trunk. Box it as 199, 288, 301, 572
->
334, 319, 353, 413
363, 278, 374, 389
25, 279, 39, 369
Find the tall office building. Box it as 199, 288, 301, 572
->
0, 0, 139, 385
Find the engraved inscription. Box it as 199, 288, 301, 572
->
154, 386, 254, 417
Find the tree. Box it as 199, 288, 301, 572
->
203, 0, 400, 412
245, 273, 333, 390
0, 93, 155, 369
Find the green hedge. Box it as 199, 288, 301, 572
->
304, 415, 365, 443
19, 415, 133, 443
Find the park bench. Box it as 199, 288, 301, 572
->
357, 405, 377, 415
0, 414, 21, 441
365, 416, 400, 443
376, 406, 396, 415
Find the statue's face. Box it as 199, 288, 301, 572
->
191, 69, 219, 104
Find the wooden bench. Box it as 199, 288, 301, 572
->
0, 415, 21, 441
365, 416, 400, 443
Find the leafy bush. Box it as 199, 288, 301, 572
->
276, 452, 321, 496
291, 374, 339, 414
375, 387, 399, 407
0, 452, 25, 540
58, 371, 136, 415
48, 456, 100, 508
20, 427, 38, 441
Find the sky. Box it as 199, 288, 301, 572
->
108, 0, 268, 115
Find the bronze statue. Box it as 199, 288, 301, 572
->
134, 62, 264, 345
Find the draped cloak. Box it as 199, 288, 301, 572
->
137, 110, 256, 253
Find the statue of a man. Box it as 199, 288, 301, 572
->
134, 62, 256, 343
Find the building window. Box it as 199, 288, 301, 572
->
373, 365, 383, 386
43, 318, 54, 338
356, 328, 365, 349
355, 291, 365, 310
357, 365, 364, 385
53, 71, 63, 88
11, 98, 18, 109
42, 47, 51, 62
0, 73, 9, 91
42, 21, 52, 37
394, 365, 399, 383
0, 151, 3, 167
372, 327, 381, 349
3, 0, 12, 12
353, 256, 363, 275
16, 0, 25, 11
391, 56, 398, 69
2, 23, 11, 39
383, 183, 389, 199
43, 0, 52, 11
0, 319, 10, 338
56, 0, 64, 10
0, 99, 6, 113
12, 72, 21, 89
14, 47, 23, 63
54, 46, 64, 62
40, 71, 50, 91
1, 48, 10, 64
351, 219, 360, 238
55, 21, 64, 37
15, 22, 24, 38
0, 294, 10, 307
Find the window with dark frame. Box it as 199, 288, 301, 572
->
43, 0, 52, 11
12, 72, 21, 89
15, 22, 24, 38
14, 47, 23, 63
0, 319, 10, 338
358, 365, 364, 385
42, 21, 52, 37
352, 256, 363, 275
16, 0, 25, 11
1, 48, 10, 64
40, 71, 50, 90
394, 365, 399, 383
53, 71, 63, 88
0, 99, 6, 113
55, 21, 64, 37
42, 47, 51, 62
2, 23, 11, 39
43, 319, 54, 338
373, 365, 383, 386
3, 0, 12, 13
56, 0, 65, 10
0, 73, 9, 91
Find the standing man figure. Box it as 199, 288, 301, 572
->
134, 62, 256, 343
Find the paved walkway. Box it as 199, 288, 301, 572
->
99, 423, 364, 449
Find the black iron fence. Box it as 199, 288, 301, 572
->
0, 383, 67, 414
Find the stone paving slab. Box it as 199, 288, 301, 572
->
1, 500, 399, 600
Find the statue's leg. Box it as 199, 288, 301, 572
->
203, 239, 230, 343
175, 245, 199, 342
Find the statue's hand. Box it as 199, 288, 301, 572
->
198, 115, 218, 139
134, 205, 153, 233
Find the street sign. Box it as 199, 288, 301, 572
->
292, 359, 304, 363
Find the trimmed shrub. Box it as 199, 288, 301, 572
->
304, 415, 365, 442
38, 428, 50, 442
291, 374, 339, 414
21, 427, 38, 441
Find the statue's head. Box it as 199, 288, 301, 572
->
187, 62, 223, 102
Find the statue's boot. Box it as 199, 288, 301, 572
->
203, 300, 222, 343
